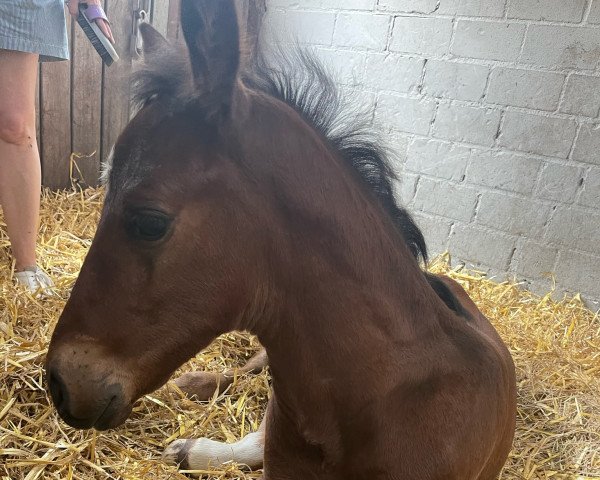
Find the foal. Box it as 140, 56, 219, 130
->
46, 1, 516, 478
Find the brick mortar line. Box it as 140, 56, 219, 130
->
443, 221, 452, 250
554, 72, 573, 115
373, 91, 600, 124
388, 55, 600, 75
296, 9, 600, 28
516, 22, 529, 63
493, 110, 506, 148
531, 160, 548, 202
409, 170, 600, 215
327, 12, 339, 47
410, 174, 423, 210
275, 40, 600, 76
270, 7, 390, 14
508, 236, 526, 273
434, 215, 600, 263
446, 220, 519, 243
409, 174, 421, 208
540, 204, 558, 242
416, 58, 428, 94
574, 166, 592, 204
448, 16, 458, 53
583, 0, 595, 23
552, 249, 563, 277
567, 123, 584, 160
471, 193, 483, 223
506, 245, 518, 271
384, 14, 395, 52
271, 6, 600, 28
480, 67, 493, 102
394, 131, 598, 170
502, 0, 510, 19
309, 59, 596, 81
427, 99, 440, 137
371, 89, 573, 120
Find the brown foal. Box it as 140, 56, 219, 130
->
46, 1, 516, 478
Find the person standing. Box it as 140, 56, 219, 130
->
0, 0, 113, 293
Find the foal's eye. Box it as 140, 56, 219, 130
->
125, 210, 172, 242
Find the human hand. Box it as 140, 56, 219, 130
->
67, 0, 115, 44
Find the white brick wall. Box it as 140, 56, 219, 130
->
263, 0, 600, 308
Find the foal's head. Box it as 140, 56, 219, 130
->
46, 0, 427, 430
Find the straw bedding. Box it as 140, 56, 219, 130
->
0, 187, 598, 479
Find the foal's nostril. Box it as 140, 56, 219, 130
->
48, 369, 68, 410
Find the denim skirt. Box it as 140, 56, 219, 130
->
0, 0, 69, 61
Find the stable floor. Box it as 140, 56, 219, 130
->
0, 188, 598, 479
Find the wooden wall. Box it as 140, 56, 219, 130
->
36, 0, 180, 189
37, 0, 266, 190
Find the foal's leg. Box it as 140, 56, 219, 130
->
162, 407, 267, 469
173, 348, 268, 400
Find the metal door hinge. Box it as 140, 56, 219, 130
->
131, 0, 153, 57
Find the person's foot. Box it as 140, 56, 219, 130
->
14, 266, 54, 295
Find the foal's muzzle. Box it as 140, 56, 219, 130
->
45, 343, 133, 430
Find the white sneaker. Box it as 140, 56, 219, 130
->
14, 266, 55, 295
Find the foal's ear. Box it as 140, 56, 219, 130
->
180, 0, 240, 113
139, 23, 168, 55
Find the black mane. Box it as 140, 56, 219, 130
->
244, 49, 428, 263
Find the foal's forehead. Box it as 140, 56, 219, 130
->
101, 104, 213, 201
101, 115, 159, 198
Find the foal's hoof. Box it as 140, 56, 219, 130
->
173, 372, 224, 401
163, 439, 192, 468
162, 438, 232, 470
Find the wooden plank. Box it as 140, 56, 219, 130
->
71, 3, 104, 187
101, 0, 133, 162
152, 0, 171, 38
40, 17, 72, 189
234, 0, 250, 70
166, 0, 181, 41
236, 0, 249, 28
35, 67, 40, 151
246, 0, 267, 51
237, 0, 266, 66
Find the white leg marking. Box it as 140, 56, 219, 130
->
163, 430, 264, 469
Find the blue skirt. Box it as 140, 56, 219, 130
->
0, 0, 69, 62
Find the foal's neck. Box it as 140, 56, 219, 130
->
259, 245, 439, 386
252, 237, 442, 466
237, 92, 445, 418
254, 187, 442, 394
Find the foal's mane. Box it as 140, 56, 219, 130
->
244, 49, 428, 263
248, 57, 471, 315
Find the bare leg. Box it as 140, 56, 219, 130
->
163, 401, 267, 469
0, 50, 41, 271
174, 348, 268, 400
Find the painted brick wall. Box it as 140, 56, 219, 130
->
262, 0, 600, 308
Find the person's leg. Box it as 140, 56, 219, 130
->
0, 49, 41, 272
